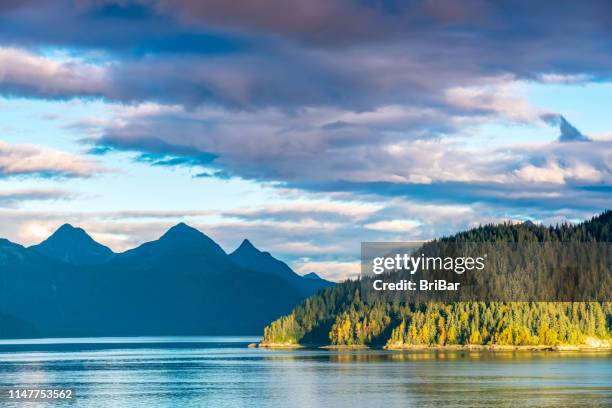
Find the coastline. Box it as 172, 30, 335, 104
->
255, 342, 304, 349
256, 341, 611, 351
384, 343, 612, 352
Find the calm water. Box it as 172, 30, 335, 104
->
0, 336, 610, 407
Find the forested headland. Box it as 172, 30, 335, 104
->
262, 210, 612, 349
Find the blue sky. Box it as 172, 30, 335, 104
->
0, 1, 610, 280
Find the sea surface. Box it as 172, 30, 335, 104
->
0, 336, 610, 407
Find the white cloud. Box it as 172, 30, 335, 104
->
364, 219, 420, 232
84, 99, 609, 191
538, 73, 592, 84
515, 160, 603, 184
0, 188, 69, 207
0, 47, 107, 97
0, 139, 104, 178
225, 201, 380, 220
444, 77, 547, 123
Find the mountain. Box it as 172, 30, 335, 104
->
30, 224, 114, 265
0, 238, 27, 261
115, 223, 229, 271
262, 210, 612, 348
130, 222, 227, 257
0, 237, 87, 336
0, 312, 40, 339
229, 239, 333, 296
303, 272, 323, 280
0, 223, 334, 338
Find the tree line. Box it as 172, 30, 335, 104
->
263, 210, 612, 347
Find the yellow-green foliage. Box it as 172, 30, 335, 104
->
262, 211, 612, 347
263, 314, 300, 344
386, 302, 608, 347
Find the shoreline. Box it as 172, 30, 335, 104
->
255, 342, 304, 349
256, 342, 612, 351
384, 343, 612, 351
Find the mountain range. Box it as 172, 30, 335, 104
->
0, 223, 333, 338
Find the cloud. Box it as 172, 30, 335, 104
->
74, 100, 610, 217
0, 188, 70, 207
1, 2, 612, 111
538, 73, 592, 84
150, 0, 384, 45
364, 219, 421, 232
444, 79, 545, 123
558, 116, 590, 142
0, 48, 107, 99
0, 193, 602, 281
0, 206, 363, 279
541, 114, 591, 142
224, 201, 380, 222
0, 139, 104, 178
0, 0, 611, 280
75, 103, 497, 183
514, 160, 601, 184
0, 208, 214, 249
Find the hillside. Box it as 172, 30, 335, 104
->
262, 210, 612, 348
0, 224, 332, 338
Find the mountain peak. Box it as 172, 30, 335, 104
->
229, 242, 334, 294
229, 239, 300, 280
49, 223, 98, 242
235, 239, 259, 253
55, 223, 88, 237
146, 223, 226, 257
161, 223, 212, 242
303, 272, 323, 280
31, 224, 114, 266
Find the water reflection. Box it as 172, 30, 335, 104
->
0, 337, 610, 408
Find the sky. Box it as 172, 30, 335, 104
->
0, 0, 610, 281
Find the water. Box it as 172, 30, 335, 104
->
0, 337, 610, 407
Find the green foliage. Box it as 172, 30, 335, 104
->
328, 302, 392, 345
262, 210, 612, 346
263, 314, 301, 344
